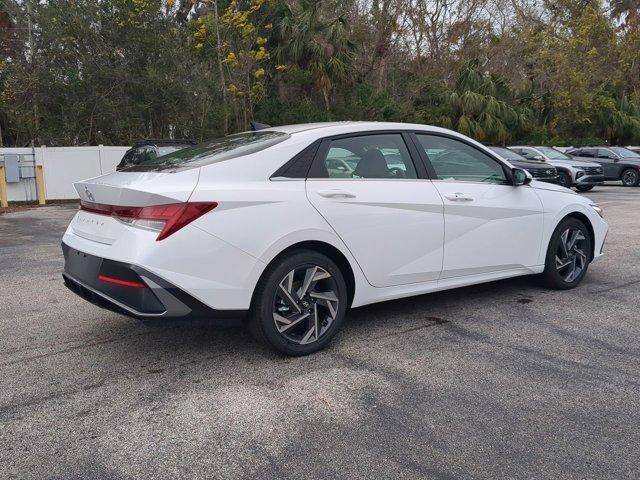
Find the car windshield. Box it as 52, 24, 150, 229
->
609, 146, 640, 158
536, 147, 570, 160
123, 131, 289, 171
489, 147, 524, 161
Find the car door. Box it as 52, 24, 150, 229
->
306, 132, 445, 288
596, 148, 621, 179
412, 134, 544, 279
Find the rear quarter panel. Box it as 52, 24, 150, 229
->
188, 177, 370, 303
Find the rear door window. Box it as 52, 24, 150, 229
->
318, 134, 418, 179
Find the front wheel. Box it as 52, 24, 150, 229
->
248, 250, 348, 356
621, 168, 640, 187
541, 218, 592, 290
557, 172, 572, 188
576, 185, 594, 192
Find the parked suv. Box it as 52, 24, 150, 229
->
508, 146, 604, 191
566, 146, 640, 187
488, 146, 558, 183
117, 139, 196, 171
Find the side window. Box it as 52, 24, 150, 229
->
415, 135, 507, 184
578, 149, 593, 158
597, 148, 616, 159
321, 134, 417, 179
518, 148, 538, 160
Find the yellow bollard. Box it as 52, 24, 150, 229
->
35, 165, 46, 205
0, 165, 8, 208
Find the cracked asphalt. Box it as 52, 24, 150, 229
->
1, 185, 639, 479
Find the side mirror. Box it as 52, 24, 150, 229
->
512, 168, 532, 186
533, 155, 544, 161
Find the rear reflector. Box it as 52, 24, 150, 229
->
80, 201, 218, 240
97, 274, 146, 288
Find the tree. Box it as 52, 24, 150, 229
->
415, 61, 531, 144
275, 0, 354, 111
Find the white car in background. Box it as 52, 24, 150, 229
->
62, 122, 608, 355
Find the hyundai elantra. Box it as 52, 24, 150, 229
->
62, 122, 608, 355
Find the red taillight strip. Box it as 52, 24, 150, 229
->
80, 201, 117, 216
80, 200, 218, 241
97, 274, 146, 288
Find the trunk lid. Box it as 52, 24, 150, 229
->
71, 169, 200, 245
74, 169, 200, 206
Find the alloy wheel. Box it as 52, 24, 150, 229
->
272, 265, 340, 345
557, 173, 570, 187
555, 227, 588, 283
622, 169, 638, 186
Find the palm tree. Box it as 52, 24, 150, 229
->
610, 0, 640, 26
431, 61, 531, 144
275, 0, 354, 111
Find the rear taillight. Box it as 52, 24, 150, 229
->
80, 200, 217, 241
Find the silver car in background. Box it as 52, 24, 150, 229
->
508, 146, 604, 192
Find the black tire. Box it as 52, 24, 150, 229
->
576, 185, 594, 192
621, 168, 640, 187
541, 217, 592, 290
557, 171, 572, 189
248, 249, 348, 356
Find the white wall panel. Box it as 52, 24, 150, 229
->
1, 145, 129, 201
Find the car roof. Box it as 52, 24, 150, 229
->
241, 121, 459, 137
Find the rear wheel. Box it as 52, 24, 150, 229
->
621, 168, 639, 187
576, 185, 594, 192
248, 250, 348, 356
541, 217, 591, 290
557, 172, 572, 188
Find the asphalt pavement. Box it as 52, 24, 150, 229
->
0, 185, 638, 479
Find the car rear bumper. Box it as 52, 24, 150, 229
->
62, 243, 247, 320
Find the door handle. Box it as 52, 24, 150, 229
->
317, 189, 356, 199
444, 193, 473, 202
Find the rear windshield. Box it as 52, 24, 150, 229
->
123, 131, 289, 171
156, 145, 190, 156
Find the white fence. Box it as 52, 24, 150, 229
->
0, 145, 129, 201
0, 143, 580, 203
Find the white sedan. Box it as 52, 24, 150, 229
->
62, 122, 608, 355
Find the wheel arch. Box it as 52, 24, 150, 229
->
620, 165, 640, 182
254, 240, 357, 308
558, 211, 596, 261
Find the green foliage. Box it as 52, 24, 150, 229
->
1, 0, 640, 146
414, 62, 532, 144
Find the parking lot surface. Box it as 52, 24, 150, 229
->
1, 186, 639, 479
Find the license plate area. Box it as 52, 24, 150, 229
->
71, 211, 122, 245
62, 244, 165, 314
